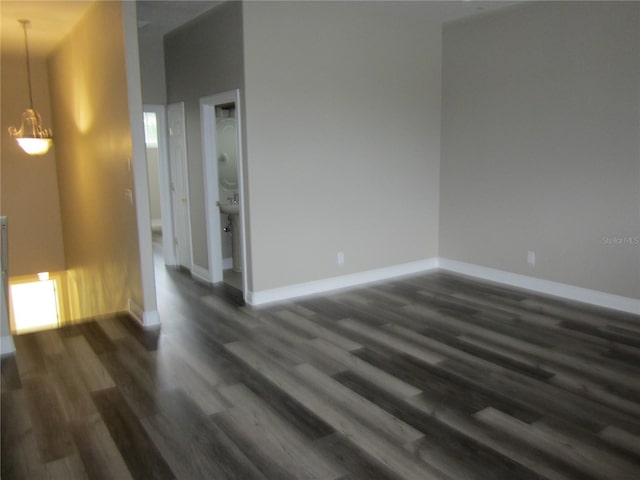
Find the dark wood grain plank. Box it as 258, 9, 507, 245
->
354, 346, 541, 423
1, 354, 22, 391
224, 341, 447, 480
236, 358, 335, 440
76, 321, 118, 354
113, 314, 161, 351
333, 370, 543, 480
314, 433, 400, 480
13, 332, 48, 378
91, 388, 175, 480
474, 407, 639, 480
22, 374, 76, 463
141, 389, 268, 480
213, 383, 344, 480
71, 416, 134, 480
98, 346, 160, 419
1, 390, 35, 479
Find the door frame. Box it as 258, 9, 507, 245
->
143, 104, 177, 266
167, 102, 194, 270
200, 89, 248, 295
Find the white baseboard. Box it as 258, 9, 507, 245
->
245, 256, 639, 315
142, 310, 161, 329
246, 258, 439, 306
438, 258, 640, 315
223, 257, 233, 270
191, 264, 211, 284
1, 335, 15, 356
128, 298, 144, 324
128, 298, 161, 329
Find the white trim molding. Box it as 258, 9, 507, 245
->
245, 256, 639, 315
246, 258, 439, 306
438, 258, 640, 315
142, 310, 161, 329
128, 298, 161, 329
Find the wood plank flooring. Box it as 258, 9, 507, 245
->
2, 251, 640, 479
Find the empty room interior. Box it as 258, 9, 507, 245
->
1, 1, 639, 479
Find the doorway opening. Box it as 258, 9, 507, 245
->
200, 90, 247, 295
143, 105, 178, 267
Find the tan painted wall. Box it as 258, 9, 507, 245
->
48, 1, 143, 320
242, 2, 442, 291
0, 53, 66, 276
440, 2, 640, 299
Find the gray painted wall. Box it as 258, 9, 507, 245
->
164, 1, 244, 271
139, 34, 167, 105
242, 1, 442, 292
440, 1, 640, 299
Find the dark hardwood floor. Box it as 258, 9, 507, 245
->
2, 248, 640, 479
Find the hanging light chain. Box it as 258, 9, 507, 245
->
19, 20, 35, 109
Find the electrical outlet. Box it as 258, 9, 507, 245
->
337, 251, 345, 267
527, 250, 536, 266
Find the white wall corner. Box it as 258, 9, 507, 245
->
123, 1, 159, 319
438, 258, 640, 316
246, 258, 439, 306
128, 298, 161, 329
142, 309, 161, 329
1, 335, 15, 356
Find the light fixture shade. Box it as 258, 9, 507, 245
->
9, 108, 53, 155
16, 137, 53, 155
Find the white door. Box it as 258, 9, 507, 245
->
167, 103, 192, 269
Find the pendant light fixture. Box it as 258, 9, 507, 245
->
8, 19, 53, 156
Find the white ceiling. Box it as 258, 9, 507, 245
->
137, 1, 222, 39
1, 1, 93, 56
1, 1, 522, 57
0, 0, 222, 56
